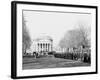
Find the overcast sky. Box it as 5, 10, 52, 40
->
23, 10, 91, 47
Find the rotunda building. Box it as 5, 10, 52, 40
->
31, 35, 53, 55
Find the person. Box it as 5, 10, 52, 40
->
33, 52, 37, 59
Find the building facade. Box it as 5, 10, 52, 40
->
31, 36, 53, 55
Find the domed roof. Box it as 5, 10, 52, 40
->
34, 35, 53, 41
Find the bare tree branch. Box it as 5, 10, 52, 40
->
59, 24, 91, 50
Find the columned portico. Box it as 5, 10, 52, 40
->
32, 36, 53, 55
37, 43, 51, 52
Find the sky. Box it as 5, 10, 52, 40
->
23, 10, 91, 47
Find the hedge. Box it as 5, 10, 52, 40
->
54, 52, 91, 63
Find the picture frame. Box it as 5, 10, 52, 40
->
11, 1, 98, 79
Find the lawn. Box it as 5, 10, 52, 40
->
23, 55, 90, 70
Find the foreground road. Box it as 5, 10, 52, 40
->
23, 55, 90, 70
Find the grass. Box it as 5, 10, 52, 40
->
23, 55, 90, 70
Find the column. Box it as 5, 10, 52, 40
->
38, 43, 39, 52
50, 44, 52, 52
40, 43, 41, 52
42, 43, 44, 52
48, 44, 49, 52
39, 43, 40, 52
47, 44, 49, 51
45, 43, 47, 52
41, 43, 42, 52
49, 44, 51, 52
42, 43, 43, 54
42, 43, 43, 52
51, 41, 53, 51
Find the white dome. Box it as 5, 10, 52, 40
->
34, 34, 53, 41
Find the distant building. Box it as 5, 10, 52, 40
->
54, 46, 67, 53
30, 36, 53, 55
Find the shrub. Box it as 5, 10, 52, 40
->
54, 52, 74, 60
48, 51, 55, 55
53, 50, 91, 63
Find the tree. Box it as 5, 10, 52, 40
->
59, 25, 91, 49
22, 14, 31, 55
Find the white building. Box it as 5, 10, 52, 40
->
54, 46, 67, 53
30, 36, 53, 55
